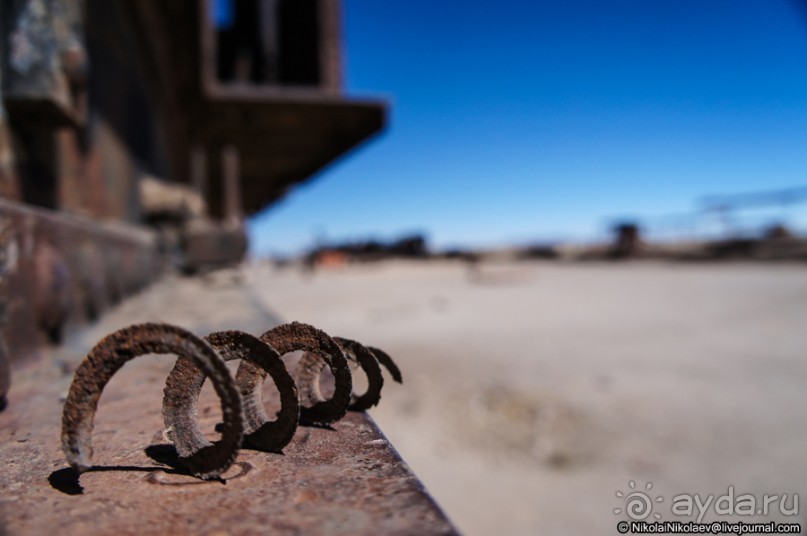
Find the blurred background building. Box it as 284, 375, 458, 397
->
0, 0, 387, 396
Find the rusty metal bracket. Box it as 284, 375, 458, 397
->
62, 323, 244, 479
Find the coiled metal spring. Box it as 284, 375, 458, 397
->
60, 321, 401, 480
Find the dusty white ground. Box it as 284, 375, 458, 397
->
246, 259, 807, 536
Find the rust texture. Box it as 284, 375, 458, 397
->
0, 217, 12, 407
334, 337, 384, 412
298, 338, 404, 412
259, 321, 353, 426
2, 294, 456, 534
62, 323, 244, 479
368, 345, 404, 384
0, 333, 7, 410
164, 330, 299, 454
0, 199, 159, 368
4, 405, 457, 535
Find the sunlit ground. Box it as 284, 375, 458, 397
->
248, 259, 807, 536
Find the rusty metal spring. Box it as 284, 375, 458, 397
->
60, 321, 401, 480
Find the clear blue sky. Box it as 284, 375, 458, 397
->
249, 0, 807, 256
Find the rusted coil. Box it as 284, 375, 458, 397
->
366, 346, 403, 384
298, 338, 404, 411
256, 322, 352, 426
163, 330, 299, 454
61, 323, 244, 479
61, 321, 401, 482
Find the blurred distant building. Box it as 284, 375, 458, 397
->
609, 222, 642, 259
305, 234, 429, 268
